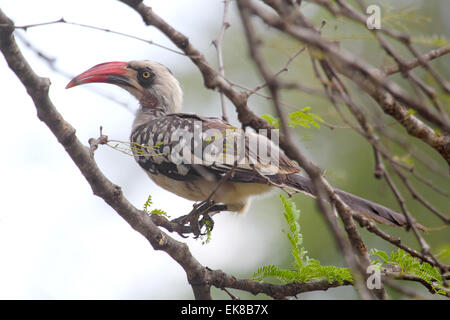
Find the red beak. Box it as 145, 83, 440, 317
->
66, 61, 130, 89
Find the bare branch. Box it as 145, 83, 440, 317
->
383, 46, 450, 76
207, 269, 352, 299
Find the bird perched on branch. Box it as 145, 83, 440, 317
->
66, 60, 423, 234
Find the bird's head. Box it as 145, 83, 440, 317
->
66, 60, 183, 117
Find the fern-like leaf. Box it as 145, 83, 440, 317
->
252, 195, 353, 286
370, 248, 445, 295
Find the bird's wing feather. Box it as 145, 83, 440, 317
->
193, 115, 300, 181
130, 113, 299, 183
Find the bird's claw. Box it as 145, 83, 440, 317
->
172, 201, 222, 238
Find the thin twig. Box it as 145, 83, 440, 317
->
247, 46, 306, 97
383, 46, 450, 75
2, 17, 186, 56
212, 0, 232, 122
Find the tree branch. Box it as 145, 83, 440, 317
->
383, 46, 450, 75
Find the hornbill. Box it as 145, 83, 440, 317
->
66, 60, 424, 234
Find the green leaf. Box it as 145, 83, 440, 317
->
143, 194, 153, 213
370, 248, 445, 295
252, 195, 353, 286
150, 208, 169, 218
405, 109, 416, 119
261, 114, 280, 129
370, 248, 389, 262
200, 219, 213, 245
143, 194, 170, 218
262, 107, 323, 130
392, 154, 414, 167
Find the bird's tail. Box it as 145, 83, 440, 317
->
284, 174, 426, 231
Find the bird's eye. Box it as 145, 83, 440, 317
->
136, 68, 154, 88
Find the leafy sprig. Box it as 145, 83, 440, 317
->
370, 248, 446, 295
252, 195, 353, 285
262, 106, 324, 130
143, 194, 170, 218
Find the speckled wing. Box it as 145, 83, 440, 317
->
129, 113, 300, 184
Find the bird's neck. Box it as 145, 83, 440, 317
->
132, 94, 169, 130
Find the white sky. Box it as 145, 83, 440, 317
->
0, 0, 298, 299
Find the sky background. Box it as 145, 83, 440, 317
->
0, 0, 448, 299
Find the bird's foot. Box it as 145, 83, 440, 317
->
172, 201, 226, 238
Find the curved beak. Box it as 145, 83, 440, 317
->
66, 61, 135, 89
